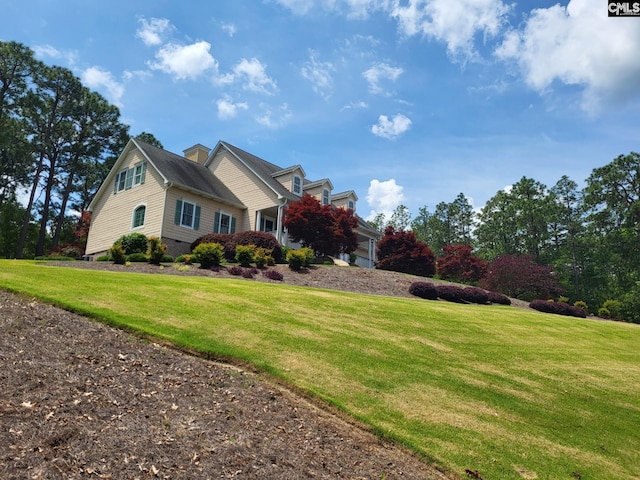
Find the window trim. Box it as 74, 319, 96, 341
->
175, 199, 201, 230
132, 204, 146, 229
214, 211, 236, 234
322, 188, 330, 205
348, 200, 355, 211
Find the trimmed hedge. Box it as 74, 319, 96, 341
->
409, 282, 438, 300
436, 285, 466, 303
529, 300, 587, 318
263, 269, 284, 281
191, 231, 283, 263
461, 287, 489, 305
486, 290, 512, 305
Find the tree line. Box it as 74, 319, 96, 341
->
0, 40, 161, 259
371, 154, 640, 320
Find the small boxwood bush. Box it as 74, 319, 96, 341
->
235, 244, 255, 267
461, 287, 490, 305
192, 242, 223, 269
436, 284, 466, 303
147, 236, 167, 265
96, 254, 111, 262
175, 254, 193, 265
254, 247, 274, 269
126, 252, 148, 262
109, 243, 126, 265
409, 282, 438, 300
486, 290, 511, 305
529, 300, 587, 318
262, 269, 284, 281
286, 247, 314, 271
114, 233, 148, 255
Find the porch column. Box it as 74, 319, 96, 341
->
256, 210, 262, 232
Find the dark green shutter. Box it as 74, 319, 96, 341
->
175, 200, 183, 225
140, 163, 146, 184
213, 212, 220, 233
230, 216, 236, 234
194, 205, 201, 230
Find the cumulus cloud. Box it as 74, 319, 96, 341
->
81, 66, 125, 107
362, 62, 403, 95
390, 0, 511, 59
301, 52, 335, 99
136, 17, 173, 47
495, 0, 640, 111
371, 113, 412, 139
216, 96, 249, 119
233, 58, 278, 95
366, 178, 406, 220
33, 45, 78, 65
149, 41, 218, 80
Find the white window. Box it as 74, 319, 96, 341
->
348, 200, 355, 211
114, 162, 146, 193
133, 162, 146, 186
214, 211, 236, 234
322, 188, 330, 205
175, 199, 200, 230
132, 205, 146, 229
292, 175, 302, 196
115, 169, 127, 192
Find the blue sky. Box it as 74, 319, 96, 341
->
2, 0, 639, 220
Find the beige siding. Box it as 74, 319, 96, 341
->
273, 169, 304, 196
85, 149, 166, 256
162, 187, 245, 245
208, 151, 279, 230
332, 195, 356, 212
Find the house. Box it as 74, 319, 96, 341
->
85, 138, 380, 267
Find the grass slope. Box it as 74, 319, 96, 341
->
1, 260, 639, 479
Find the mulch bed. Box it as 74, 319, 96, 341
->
0, 263, 454, 479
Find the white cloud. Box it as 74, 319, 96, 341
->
340, 100, 368, 111
136, 17, 173, 47
81, 66, 125, 107
149, 41, 218, 80
216, 96, 249, 119
255, 103, 292, 128
221, 22, 237, 37
390, 0, 511, 59
371, 113, 412, 139
274, 0, 316, 14
495, 0, 640, 111
366, 178, 406, 220
301, 52, 335, 99
233, 58, 278, 95
362, 62, 403, 95
33, 45, 78, 65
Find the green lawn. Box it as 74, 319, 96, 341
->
1, 260, 639, 479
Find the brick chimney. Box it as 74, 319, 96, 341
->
183, 144, 211, 165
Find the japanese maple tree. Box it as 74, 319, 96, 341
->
436, 244, 487, 283
376, 226, 436, 277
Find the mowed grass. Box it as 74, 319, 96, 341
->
1, 260, 639, 479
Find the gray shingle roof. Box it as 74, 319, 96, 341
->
135, 139, 244, 207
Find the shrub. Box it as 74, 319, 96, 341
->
190, 233, 232, 251
436, 285, 466, 303
287, 248, 314, 271
376, 226, 436, 277
175, 254, 193, 264
263, 269, 284, 281
192, 242, 223, 269
228, 265, 244, 276
109, 243, 126, 265
232, 231, 283, 263
126, 252, 148, 262
601, 299, 622, 319
409, 282, 438, 300
242, 269, 255, 279
486, 290, 511, 305
96, 254, 111, 262
436, 245, 488, 283
147, 236, 167, 265
254, 247, 274, 269
461, 287, 490, 305
235, 244, 256, 267
529, 300, 587, 318
114, 233, 148, 255
480, 254, 563, 301
50, 244, 83, 259
598, 307, 611, 319
573, 300, 588, 313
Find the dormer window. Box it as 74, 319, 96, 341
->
293, 175, 302, 196
348, 200, 355, 211
322, 188, 330, 205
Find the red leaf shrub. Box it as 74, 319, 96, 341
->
191, 231, 283, 263
436, 245, 488, 283
461, 287, 489, 305
436, 284, 466, 303
376, 226, 436, 277
227, 266, 244, 276
486, 291, 511, 305
409, 282, 438, 300
480, 254, 563, 301
529, 300, 587, 318
262, 269, 284, 281
191, 233, 231, 252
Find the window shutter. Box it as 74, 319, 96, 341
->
140, 163, 146, 184
124, 168, 134, 190
175, 200, 183, 225
113, 177, 118, 194
213, 212, 220, 233
194, 205, 201, 230
230, 216, 236, 234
